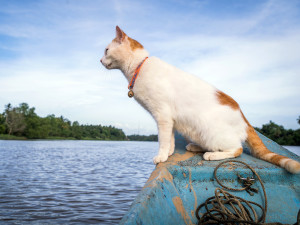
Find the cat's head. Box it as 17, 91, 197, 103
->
100, 26, 145, 70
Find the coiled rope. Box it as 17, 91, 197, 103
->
195, 160, 300, 225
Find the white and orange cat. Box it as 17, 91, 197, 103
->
100, 26, 300, 174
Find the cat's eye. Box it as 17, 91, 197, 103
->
105, 48, 109, 55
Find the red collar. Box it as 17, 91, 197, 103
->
128, 57, 148, 98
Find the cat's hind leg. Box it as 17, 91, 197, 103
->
186, 143, 206, 152
203, 147, 243, 161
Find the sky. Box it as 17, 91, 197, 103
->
0, 0, 299, 135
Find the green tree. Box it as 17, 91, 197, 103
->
58, 116, 71, 137
255, 120, 300, 146
21, 103, 48, 139
0, 113, 6, 134
127, 134, 158, 141
0, 102, 127, 141
71, 121, 82, 139
25, 116, 50, 139
4, 103, 26, 135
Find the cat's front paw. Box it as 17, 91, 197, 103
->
168, 148, 174, 156
168, 151, 174, 156
153, 154, 168, 164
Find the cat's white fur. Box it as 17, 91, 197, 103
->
100, 26, 300, 173
134, 57, 249, 163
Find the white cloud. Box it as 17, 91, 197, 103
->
156, 33, 300, 129
0, 0, 300, 135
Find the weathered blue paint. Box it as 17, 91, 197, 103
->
120, 132, 300, 225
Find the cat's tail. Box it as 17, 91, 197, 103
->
246, 124, 300, 174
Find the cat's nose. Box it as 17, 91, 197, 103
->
100, 59, 103, 63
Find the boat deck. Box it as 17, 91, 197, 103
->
120, 132, 300, 225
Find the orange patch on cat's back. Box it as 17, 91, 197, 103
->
216, 90, 240, 110
128, 37, 143, 50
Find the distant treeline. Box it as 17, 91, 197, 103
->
255, 117, 300, 146
127, 134, 158, 142
1, 103, 299, 145
0, 103, 126, 140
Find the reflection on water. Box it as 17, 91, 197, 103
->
0, 140, 158, 224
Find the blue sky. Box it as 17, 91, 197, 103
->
0, 0, 300, 135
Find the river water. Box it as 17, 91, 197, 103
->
0, 141, 299, 224
283, 145, 300, 156
0, 140, 158, 225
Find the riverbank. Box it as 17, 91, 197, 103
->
0, 134, 158, 141
0, 134, 114, 141
0, 134, 27, 140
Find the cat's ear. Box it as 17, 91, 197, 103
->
116, 26, 126, 43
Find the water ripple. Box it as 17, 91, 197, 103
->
0, 140, 158, 224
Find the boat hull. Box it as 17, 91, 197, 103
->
120, 132, 300, 225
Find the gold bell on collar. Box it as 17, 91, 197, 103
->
128, 90, 134, 98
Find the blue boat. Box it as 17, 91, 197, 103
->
120, 132, 300, 225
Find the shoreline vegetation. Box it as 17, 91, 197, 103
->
0, 103, 157, 142
0, 103, 299, 145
